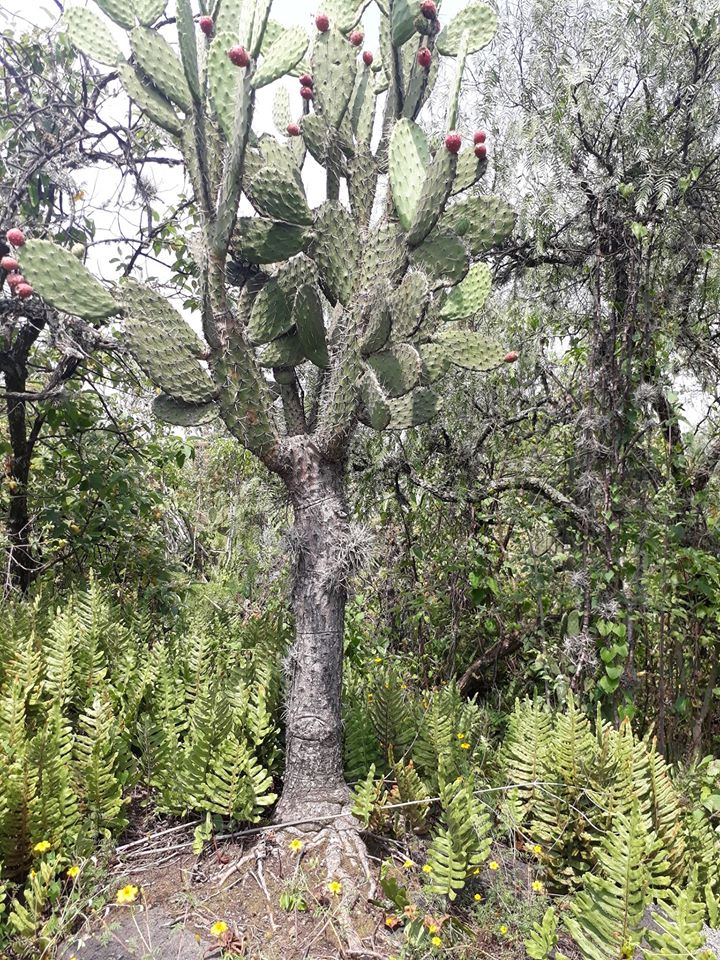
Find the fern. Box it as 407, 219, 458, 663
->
74, 694, 126, 833
203, 734, 276, 822
426, 777, 492, 900
525, 907, 560, 959
351, 765, 380, 826
644, 871, 714, 960
28, 704, 79, 848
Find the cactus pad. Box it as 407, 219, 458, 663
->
135, 0, 168, 26
20, 240, 119, 321
313, 202, 360, 306
326, 0, 370, 32
174, 0, 200, 101
434, 329, 505, 371
130, 27, 192, 113
312, 29, 357, 129
437, 2, 498, 56
63, 8, 122, 67
389, 271, 428, 340
257, 331, 305, 367
367, 343, 422, 397
389, 119, 431, 231
348, 148, 377, 228
119, 64, 183, 136
294, 285, 329, 367
407, 149, 457, 246
233, 218, 307, 264
252, 26, 308, 88
419, 343, 451, 384
272, 86, 292, 134
301, 114, 331, 164
359, 373, 391, 430
391, 0, 417, 47
360, 222, 409, 290
452, 150, 486, 195
245, 154, 312, 225
386, 387, 441, 429
93, 0, 134, 29
439, 262, 492, 320
411, 228, 469, 286
208, 31, 245, 140
441, 195, 516, 255
153, 394, 217, 426
246, 279, 293, 345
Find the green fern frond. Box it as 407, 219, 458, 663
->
644, 870, 713, 960
74, 694, 126, 833
525, 906, 559, 959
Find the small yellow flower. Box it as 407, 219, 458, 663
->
489, 860, 499, 871
533, 844, 542, 855
327, 879, 342, 895
500, 925, 509, 935
116, 884, 139, 905
374, 657, 383, 663
289, 838, 303, 852
367, 693, 374, 701
474, 893, 482, 901
460, 742, 471, 750
403, 859, 414, 869
428, 924, 438, 934
431, 936, 442, 947
532, 880, 544, 893
456, 733, 465, 739
422, 864, 432, 874
33, 840, 52, 854
472, 867, 480, 875
210, 921, 228, 937
67, 865, 80, 879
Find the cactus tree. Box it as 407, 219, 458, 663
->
22, 0, 516, 821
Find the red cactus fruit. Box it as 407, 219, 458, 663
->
349, 30, 363, 46
445, 131, 462, 154
287, 123, 301, 136
227, 46, 250, 67
300, 86, 314, 100
417, 47, 432, 68
6, 273, 24, 288
199, 16, 214, 35
420, 0, 437, 19
362, 50, 374, 66
299, 73, 313, 87
504, 351, 519, 363
473, 129, 487, 144
1, 256, 19, 271
6, 228, 25, 247
315, 13, 330, 31
474, 143, 487, 159
16, 283, 33, 299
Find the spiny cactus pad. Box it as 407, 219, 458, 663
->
94, 0, 134, 30
257, 331, 306, 367
63, 8, 122, 67
153, 394, 217, 426
233, 219, 308, 264
313, 202, 360, 306
130, 27, 192, 113
389, 271, 429, 340
407, 149, 457, 246
252, 26, 308, 88
452, 150, 486, 195
294, 285, 329, 368
391, 0, 418, 47
390, 119, 432, 232
434, 329, 506, 371
245, 155, 312, 225
19, 240, 119, 321
246, 280, 293, 345
419, 343, 451, 384
436, 2, 498, 56
411, 228, 469, 286
367, 344, 422, 397
175, 0, 200, 101
441, 195, 516, 255
135, 0, 169, 27
439, 262, 492, 320
386, 387, 442, 429
119, 64, 182, 136
312, 29, 357, 129
360, 372, 392, 430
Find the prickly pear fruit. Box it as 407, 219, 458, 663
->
16, 283, 33, 299
420, 0, 437, 19
6, 228, 25, 247
1, 256, 18, 271
228, 46, 250, 67
300, 86, 314, 100
349, 30, 363, 46
362, 50, 373, 65
199, 16, 213, 35
474, 143, 487, 158
445, 132, 461, 154
287, 122, 301, 136
315, 13, 330, 31
417, 47, 431, 67
7, 273, 25, 288
299, 73, 313, 87
504, 351, 519, 363
473, 130, 486, 144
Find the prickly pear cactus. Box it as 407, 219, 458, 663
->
25, 0, 518, 454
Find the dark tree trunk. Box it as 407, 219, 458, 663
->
274, 439, 351, 822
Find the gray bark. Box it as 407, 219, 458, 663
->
275, 438, 351, 822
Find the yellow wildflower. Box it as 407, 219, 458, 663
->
422, 864, 432, 874
533, 844, 542, 855
116, 884, 139, 905
460, 742, 471, 750
327, 879, 342, 895
474, 893, 482, 901
67, 865, 80, 879
500, 925, 508, 935
472, 867, 480, 875
33, 841, 52, 854
374, 657, 383, 663
289, 838, 303, 852
210, 921, 228, 937
532, 880, 544, 893
456, 733, 465, 739
403, 859, 414, 869
431, 937, 442, 947
428, 924, 438, 933
489, 860, 499, 871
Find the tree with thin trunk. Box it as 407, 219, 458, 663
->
13, 0, 517, 822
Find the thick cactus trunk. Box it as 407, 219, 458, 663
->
275, 441, 350, 822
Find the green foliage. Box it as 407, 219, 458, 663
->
524, 907, 560, 959
426, 776, 492, 899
